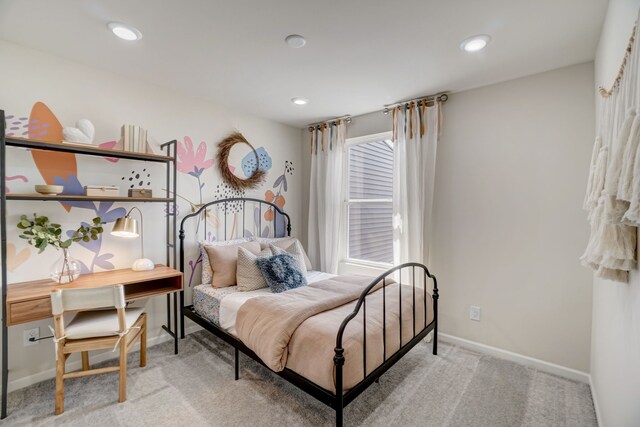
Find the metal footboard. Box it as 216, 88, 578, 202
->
333, 262, 438, 427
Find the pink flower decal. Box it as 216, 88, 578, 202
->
177, 136, 214, 178
98, 140, 120, 163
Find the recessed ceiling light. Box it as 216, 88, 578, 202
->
285, 34, 306, 48
107, 22, 142, 41
460, 34, 491, 52
291, 97, 308, 105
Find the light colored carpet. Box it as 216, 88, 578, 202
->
5, 331, 597, 426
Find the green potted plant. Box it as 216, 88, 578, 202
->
17, 214, 104, 283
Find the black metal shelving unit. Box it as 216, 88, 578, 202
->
0, 109, 178, 418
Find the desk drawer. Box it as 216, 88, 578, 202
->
8, 298, 52, 326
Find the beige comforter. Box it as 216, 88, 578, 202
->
236, 275, 434, 392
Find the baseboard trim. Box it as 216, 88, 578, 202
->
589, 374, 604, 427
439, 333, 590, 384
8, 324, 201, 393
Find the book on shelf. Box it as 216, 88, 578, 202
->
120, 124, 148, 153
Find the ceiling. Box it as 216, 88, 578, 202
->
0, 0, 608, 128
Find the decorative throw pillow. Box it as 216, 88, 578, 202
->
236, 246, 274, 292
204, 240, 261, 288
200, 237, 254, 285
268, 241, 307, 273
256, 253, 308, 293
256, 237, 312, 270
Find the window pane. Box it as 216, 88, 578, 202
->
348, 202, 393, 264
348, 139, 393, 199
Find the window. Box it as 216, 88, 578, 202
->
345, 133, 394, 265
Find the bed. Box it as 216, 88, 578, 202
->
178, 198, 439, 426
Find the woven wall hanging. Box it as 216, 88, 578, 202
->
216, 132, 266, 190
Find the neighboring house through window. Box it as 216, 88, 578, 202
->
345, 132, 394, 265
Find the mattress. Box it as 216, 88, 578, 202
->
193, 271, 335, 335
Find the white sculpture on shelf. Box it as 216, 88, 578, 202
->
62, 119, 95, 145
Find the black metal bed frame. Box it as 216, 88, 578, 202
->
178, 197, 438, 427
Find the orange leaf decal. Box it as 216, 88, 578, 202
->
274, 195, 286, 208
265, 190, 275, 203
7, 243, 30, 272
29, 102, 77, 211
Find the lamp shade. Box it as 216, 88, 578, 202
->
110, 208, 154, 271
111, 216, 139, 238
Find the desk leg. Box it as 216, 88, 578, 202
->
180, 290, 185, 339
173, 293, 178, 355
166, 294, 170, 331
1, 321, 7, 419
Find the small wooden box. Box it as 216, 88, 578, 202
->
128, 189, 153, 198
85, 185, 119, 197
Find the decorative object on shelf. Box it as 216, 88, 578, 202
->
34, 184, 63, 195
111, 207, 155, 271
128, 189, 152, 198
62, 119, 95, 145
84, 185, 119, 197
16, 214, 104, 283
121, 124, 149, 153
217, 132, 266, 190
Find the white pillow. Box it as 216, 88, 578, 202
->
255, 237, 312, 270
200, 237, 254, 285
268, 241, 307, 272
236, 246, 273, 292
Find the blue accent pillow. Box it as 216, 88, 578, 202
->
256, 253, 307, 293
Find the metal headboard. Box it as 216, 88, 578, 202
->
178, 197, 292, 274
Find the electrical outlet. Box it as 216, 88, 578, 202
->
470, 306, 481, 321
23, 327, 39, 346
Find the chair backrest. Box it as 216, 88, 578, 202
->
50, 285, 126, 315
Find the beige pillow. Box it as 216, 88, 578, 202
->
200, 237, 253, 285
204, 240, 260, 287
236, 246, 273, 292
268, 241, 307, 272
258, 237, 312, 270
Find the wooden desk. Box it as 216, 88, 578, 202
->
6, 265, 183, 326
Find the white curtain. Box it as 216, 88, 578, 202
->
392, 101, 441, 266
307, 121, 346, 274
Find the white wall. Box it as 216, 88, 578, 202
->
432, 62, 594, 373
591, 1, 640, 426
301, 62, 596, 373
0, 40, 303, 390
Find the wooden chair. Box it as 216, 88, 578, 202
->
50, 284, 147, 415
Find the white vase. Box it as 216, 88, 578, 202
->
50, 248, 81, 284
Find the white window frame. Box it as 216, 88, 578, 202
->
342, 131, 394, 268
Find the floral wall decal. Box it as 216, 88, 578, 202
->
4, 115, 30, 137
262, 160, 294, 237
4, 175, 28, 193
241, 146, 272, 177
6, 103, 298, 288
177, 136, 215, 205
98, 140, 120, 163
28, 102, 77, 213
